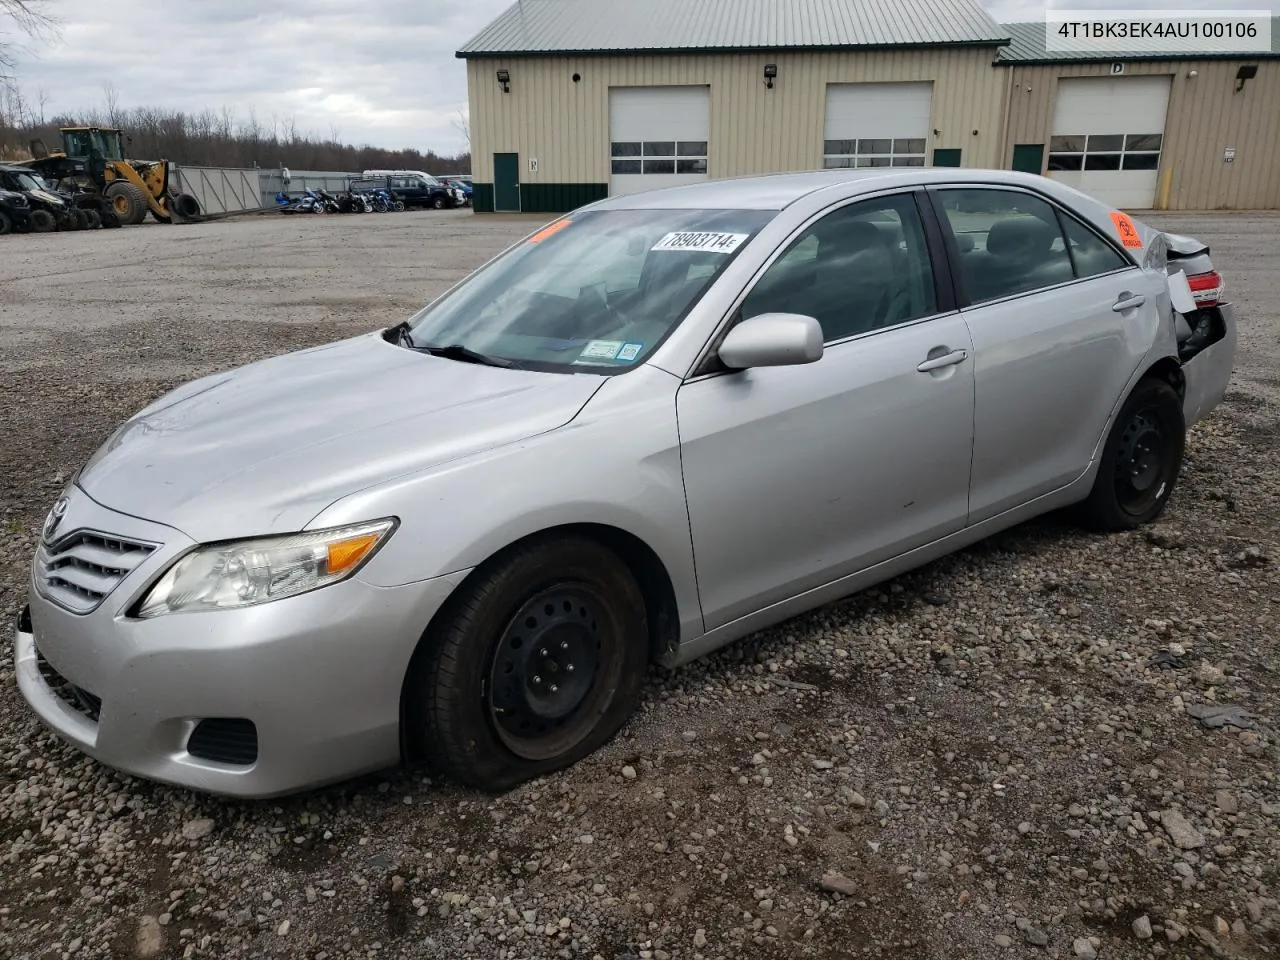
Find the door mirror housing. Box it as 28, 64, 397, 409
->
718, 313, 824, 370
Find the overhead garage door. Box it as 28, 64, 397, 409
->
609, 86, 710, 197
823, 82, 932, 169
1047, 76, 1171, 210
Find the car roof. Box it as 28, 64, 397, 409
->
589, 167, 1066, 211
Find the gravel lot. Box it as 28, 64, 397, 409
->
1, 208, 1278, 960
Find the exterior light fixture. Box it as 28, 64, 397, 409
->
1235, 64, 1257, 92
496, 69, 511, 93
763, 64, 777, 89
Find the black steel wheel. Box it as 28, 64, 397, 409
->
407, 535, 648, 791
1077, 376, 1184, 531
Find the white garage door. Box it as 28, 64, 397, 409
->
823, 82, 932, 168
1047, 76, 1171, 210
609, 86, 710, 196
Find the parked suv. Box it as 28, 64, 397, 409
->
351, 175, 458, 210
0, 187, 31, 234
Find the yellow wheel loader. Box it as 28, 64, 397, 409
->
22, 127, 201, 226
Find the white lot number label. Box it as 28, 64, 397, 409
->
652, 231, 749, 254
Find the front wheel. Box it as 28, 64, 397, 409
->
432, 195, 446, 210
1076, 377, 1185, 531
29, 209, 57, 233
407, 536, 648, 791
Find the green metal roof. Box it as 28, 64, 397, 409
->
996, 18, 1280, 64
457, 0, 1010, 58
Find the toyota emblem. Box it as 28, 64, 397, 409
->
43, 497, 68, 542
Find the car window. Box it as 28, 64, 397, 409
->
741, 193, 937, 343
1059, 213, 1131, 278
937, 189, 1075, 305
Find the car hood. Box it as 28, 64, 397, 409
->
77, 333, 606, 543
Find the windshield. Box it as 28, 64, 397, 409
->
13, 171, 42, 191
404, 208, 774, 372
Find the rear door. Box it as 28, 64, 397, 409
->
929, 185, 1162, 524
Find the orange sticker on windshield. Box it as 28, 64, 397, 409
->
1110, 211, 1142, 249
528, 219, 572, 243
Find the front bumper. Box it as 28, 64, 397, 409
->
14, 490, 469, 798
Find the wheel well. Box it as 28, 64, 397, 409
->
397, 523, 682, 764
1144, 356, 1185, 399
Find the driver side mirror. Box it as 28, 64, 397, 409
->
718, 313, 824, 370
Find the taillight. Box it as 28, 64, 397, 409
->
1186, 270, 1224, 307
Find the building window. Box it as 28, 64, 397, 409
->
822, 137, 926, 169
1047, 134, 1162, 173
611, 140, 708, 175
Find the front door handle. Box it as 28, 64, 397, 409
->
917, 349, 968, 373
1113, 293, 1147, 312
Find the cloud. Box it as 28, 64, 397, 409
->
6, 0, 1235, 153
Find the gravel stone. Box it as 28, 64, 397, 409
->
0, 210, 1276, 960
1133, 915, 1154, 940
1073, 937, 1098, 960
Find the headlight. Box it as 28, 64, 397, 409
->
136, 519, 396, 618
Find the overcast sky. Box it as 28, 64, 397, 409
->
2, 0, 1243, 154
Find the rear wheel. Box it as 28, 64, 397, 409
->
82, 208, 102, 229
105, 181, 149, 225
29, 208, 57, 233
432, 195, 446, 210
407, 536, 648, 791
1076, 377, 1185, 531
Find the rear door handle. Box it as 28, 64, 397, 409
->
916, 349, 968, 373
1113, 293, 1147, 312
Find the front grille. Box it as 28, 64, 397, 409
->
35, 646, 102, 722
36, 530, 157, 614
187, 719, 258, 766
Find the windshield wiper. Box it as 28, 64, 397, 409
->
418, 342, 517, 368
385, 320, 416, 348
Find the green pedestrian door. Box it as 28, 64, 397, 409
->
1011, 144, 1045, 174
493, 153, 521, 212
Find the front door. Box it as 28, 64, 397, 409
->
1011, 143, 1045, 174
931, 185, 1158, 523
677, 191, 975, 630
493, 153, 521, 212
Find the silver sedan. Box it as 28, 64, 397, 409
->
16, 168, 1236, 797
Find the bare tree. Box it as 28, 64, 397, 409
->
102, 81, 122, 126
452, 109, 470, 151
1, 0, 58, 78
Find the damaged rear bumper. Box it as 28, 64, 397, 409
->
1181, 302, 1236, 428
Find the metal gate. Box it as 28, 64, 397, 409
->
171, 165, 267, 215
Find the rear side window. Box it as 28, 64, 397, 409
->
1059, 213, 1130, 278
937, 189, 1074, 305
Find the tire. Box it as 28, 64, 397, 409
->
0, 210, 11, 235
82, 208, 102, 229
105, 181, 149, 225
29, 208, 57, 233
394, 201, 405, 212
432, 195, 446, 210
100, 208, 122, 229
70, 209, 89, 230
171, 193, 201, 218
408, 536, 648, 791
1076, 377, 1185, 532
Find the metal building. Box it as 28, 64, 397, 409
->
997, 19, 1280, 211
458, 1, 1280, 213
459, 0, 1013, 213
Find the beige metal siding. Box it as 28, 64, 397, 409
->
1005, 61, 1280, 209
468, 48, 1007, 184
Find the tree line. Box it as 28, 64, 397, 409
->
0, 85, 470, 174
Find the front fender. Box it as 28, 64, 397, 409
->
314, 365, 705, 641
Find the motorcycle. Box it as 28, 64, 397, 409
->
276, 189, 327, 214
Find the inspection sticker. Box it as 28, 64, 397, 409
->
616, 342, 643, 362
651, 231, 749, 254
1109, 211, 1143, 249
579, 340, 624, 361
